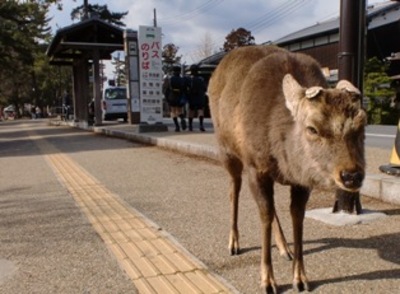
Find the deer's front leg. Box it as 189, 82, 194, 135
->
290, 185, 310, 292
248, 169, 277, 294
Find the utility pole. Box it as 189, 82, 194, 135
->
335, 0, 367, 214
153, 8, 157, 27
83, 0, 89, 20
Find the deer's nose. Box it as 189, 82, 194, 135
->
340, 170, 364, 189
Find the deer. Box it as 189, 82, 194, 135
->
208, 45, 366, 293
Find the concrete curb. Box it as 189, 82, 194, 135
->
362, 174, 400, 205
93, 125, 221, 161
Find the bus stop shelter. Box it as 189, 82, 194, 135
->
46, 15, 124, 125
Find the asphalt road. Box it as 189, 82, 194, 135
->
365, 124, 398, 150
1, 120, 399, 294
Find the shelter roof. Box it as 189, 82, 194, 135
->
46, 16, 124, 65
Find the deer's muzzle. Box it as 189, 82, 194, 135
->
340, 170, 364, 190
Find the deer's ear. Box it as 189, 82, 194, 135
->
336, 80, 360, 94
305, 86, 323, 99
336, 80, 361, 103
282, 74, 303, 116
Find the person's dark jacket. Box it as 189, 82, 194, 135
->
188, 75, 206, 108
163, 73, 187, 107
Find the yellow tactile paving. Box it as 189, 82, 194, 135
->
29, 130, 236, 294
166, 273, 203, 294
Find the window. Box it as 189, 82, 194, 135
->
105, 88, 127, 100
329, 33, 339, 43
315, 36, 328, 46
301, 39, 314, 49
289, 43, 300, 51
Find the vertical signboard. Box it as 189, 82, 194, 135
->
138, 26, 163, 124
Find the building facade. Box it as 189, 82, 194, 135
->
273, 1, 400, 80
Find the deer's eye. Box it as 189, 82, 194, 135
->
306, 126, 319, 136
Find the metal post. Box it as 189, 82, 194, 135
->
335, 0, 367, 214
338, 0, 367, 87
357, 0, 367, 90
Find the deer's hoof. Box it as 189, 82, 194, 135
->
263, 284, 278, 294
229, 247, 240, 255
228, 239, 240, 255
293, 280, 310, 292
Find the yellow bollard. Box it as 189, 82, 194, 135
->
379, 119, 400, 175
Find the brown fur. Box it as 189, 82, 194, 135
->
208, 45, 366, 293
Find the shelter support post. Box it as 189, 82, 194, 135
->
73, 59, 89, 123
93, 49, 102, 126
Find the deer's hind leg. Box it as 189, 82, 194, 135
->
222, 153, 243, 255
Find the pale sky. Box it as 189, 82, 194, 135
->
48, 0, 389, 79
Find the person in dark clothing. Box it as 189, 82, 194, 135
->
88, 99, 95, 125
187, 65, 207, 131
31, 106, 36, 119
62, 91, 72, 120
162, 65, 187, 132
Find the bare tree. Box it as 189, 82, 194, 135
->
191, 32, 216, 62
111, 53, 126, 86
